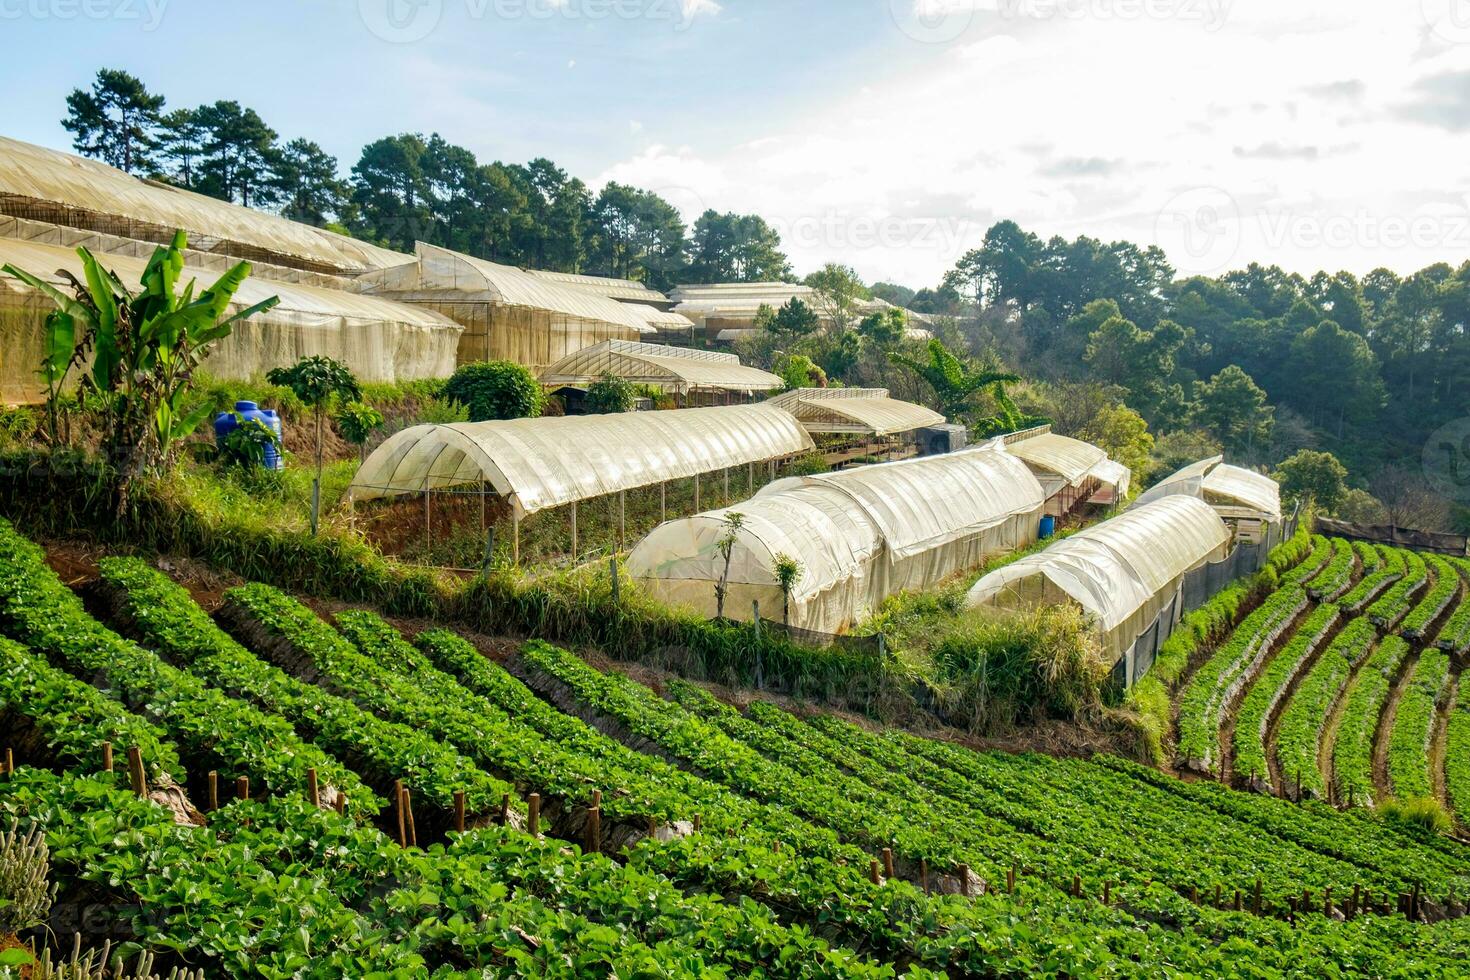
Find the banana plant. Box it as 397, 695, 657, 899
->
2, 230, 278, 512
888, 338, 1021, 422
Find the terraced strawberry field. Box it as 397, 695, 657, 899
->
3, 515, 1470, 977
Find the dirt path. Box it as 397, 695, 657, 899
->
1262, 609, 1347, 797
1218, 603, 1309, 785
1431, 667, 1457, 809
1372, 646, 1420, 803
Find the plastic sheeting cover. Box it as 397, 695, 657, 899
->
1003, 432, 1108, 486
537, 339, 782, 392
760, 446, 1045, 560
525, 269, 669, 303
1086, 458, 1133, 498
0, 136, 410, 273
0, 237, 462, 390
628, 445, 1044, 633
764, 388, 944, 436
965, 496, 1231, 648
349, 404, 814, 516
1134, 457, 1281, 519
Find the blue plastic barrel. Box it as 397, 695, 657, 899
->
1039, 515, 1056, 539
214, 400, 284, 470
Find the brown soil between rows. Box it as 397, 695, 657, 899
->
1372, 645, 1420, 803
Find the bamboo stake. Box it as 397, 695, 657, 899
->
394, 779, 407, 847
307, 768, 320, 808
335, 794, 347, 816
528, 793, 541, 836
236, 775, 249, 802
586, 807, 601, 854
102, 741, 113, 773
208, 771, 219, 811
126, 747, 146, 798
869, 859, 881, 885
404, 788, 417, 848
692, 813, 701, 832
882, 848, 895, 879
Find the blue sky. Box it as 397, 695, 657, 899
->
4, 1, 1470, 286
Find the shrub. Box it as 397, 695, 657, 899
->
443, 361, 544, 422
1381, 797, 1452, 837
584, 373, 637, 414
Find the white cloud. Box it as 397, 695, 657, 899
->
595, 2, 1470, 285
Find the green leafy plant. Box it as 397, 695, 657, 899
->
333, 399, 384, 464
218, 414, 280, 469
771, 553, 803, 626
2, 231, 279, 512
0, 818, 54, 937
714, 511, 746, 619
584, 373, 636, 414
265, 355, 359, 532
443, 360, 543, 422
889, 338, 1019, 422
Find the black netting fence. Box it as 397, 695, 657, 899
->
1115, 510, 1300, 688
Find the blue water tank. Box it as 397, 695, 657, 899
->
1039, 515, 1056, 539
214, 400, 284, 470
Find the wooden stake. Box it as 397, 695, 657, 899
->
102, 741, 113, 773
4, 747, 11, 776
646, 815, 657, 839
335, 794, 347, 816
1105, 881, 1113, 905
1006, 864, 1016, 895
586, 807, 601, 854
693, 813, 702, 832
307, 768, 320, 808
591, 788, 602, 808
394, 780, 407, 847
869, 859, 881, 885
208, 770, 219, 811
404, 788, 417, 848
772, 840, 781, 854
920, 859, 930, 895
126, 747, 146, 798
1073, 874, 1082, 899
454, 791, 466, 833
1351, 884, 1361, 919
499, 792, 510, 824
1214, 884, 1222, 909
528, 793, 541, 836
1190, 885, 1199, 906
882, 848, 895, 879
1233, 889, 1242, 912
236, 775, 249, 802
958, 864, 971, 897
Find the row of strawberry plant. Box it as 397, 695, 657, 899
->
97, 557, 510, 822
413, 629, 1100, 974
0, 768, 428, 978
1176, 585, 1309, 772
1332, 636, 1412, 808
1303, 539, 1356, 601
1280, 535, 1333, 588
1091, 753, 1470, 887
0, 636, 182, 788
1354, 541, 1383, 575
839, 714, 1438, 911
1274, 618, 1380, 800
1231, 604, 1340, 791
1399, 554, 1460, 639
771, 694, 1417, 914
1366, 549, 1429, 630
1434, 559, 1470, 653
1387, 649, 1450, 802
0, 519, 378, 817
1445, 672, 1470, 831
1339, 546, 1405, 614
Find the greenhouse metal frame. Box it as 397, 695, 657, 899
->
538, 339, 783, 398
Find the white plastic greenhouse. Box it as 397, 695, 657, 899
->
627, 446, 1046, 634
348, 404, 814, 517
964, 496, 1232, 657
1133, 457, 1282, 542
538, 339, 782, 396
0, 237, 462, 403
763, 388, 945, 437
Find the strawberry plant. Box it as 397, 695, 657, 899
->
1332, 636, 1411, 809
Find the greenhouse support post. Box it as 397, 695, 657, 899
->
694, 472, 701, 511
660, 481, 667, 523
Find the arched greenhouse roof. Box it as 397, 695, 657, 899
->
1134, 457, 1282, 520
965, 495, 1232, 643
348, 404, 814, 517
764, 388, 945, 436
538, 340, 782, 392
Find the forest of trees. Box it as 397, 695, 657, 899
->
55, 71, 1470, 532
60, 68, 791, 290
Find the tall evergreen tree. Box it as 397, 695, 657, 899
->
62, 69, 165, 173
